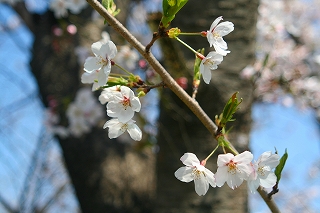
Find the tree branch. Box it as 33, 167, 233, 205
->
85, 1, 281, 212
86, 0, 218, 137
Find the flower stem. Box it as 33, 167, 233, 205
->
114, 63, 132, 75
204, 144, 220, 162
175, 37, 203, 59
179, 32, 202, 36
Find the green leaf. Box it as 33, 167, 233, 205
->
102, 0, 120, 24
161, 0, 188, 28
275, 149, 288, 183
218, 92, 242, 128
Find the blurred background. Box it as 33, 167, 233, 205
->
0, 0, 319, 212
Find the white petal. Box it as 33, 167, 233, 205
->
213, 43, 229, 56
204, 168, 216, 187
180, 153, 200, 167
234, 151, 253, 164
200, 62, 212, 84
215, 166, 228, 187
260, 173, 277, 188
259, 152, 280, 168
81, 72, 96, 84
227, 174, 243, 189
209, 16, 223, 32
217, 153, 234, 167
105, 121, 125, 139
194, 174, 209, 196
215, 21, 234, 36
84, 57, 102, 73
247, 178, 260, 193
130, 97, 141, 112
97, 69, 107, 87
175, 167, 194, 182
127, 122, 142, 141
91, 41, 103, 57
100, 41, 117, 59
102, 62, 112, 75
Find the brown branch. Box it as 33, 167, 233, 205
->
85, 1, 281, 212
257, 187, 281, 213
86, 0, 218, 137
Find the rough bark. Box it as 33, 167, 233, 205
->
155, 0, 258, 212
29, 3, 155, 213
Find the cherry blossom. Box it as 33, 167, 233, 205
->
68, 0, 87, 14
81, 69, 108, 91
84, 40, 117, 85
215, 151, 253, 189
175, 153, 216, 196
50, 0, 69, 18
98, 86, 121, 104
113, 45, 139, 71
247, 151, 280, 193
106, 86, 141, 122
199, 51, 224, 84
103, 118, 142, 141
206, 16, 234, 56
66, 88, 104, 137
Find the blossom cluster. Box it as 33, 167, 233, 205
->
44, 88, 104, 138
175, 151, 279, 196
66, 88, 104, 137
50, 0, 87, 18
198, 16, 234, 84
81, 34, 142, 141
240, 0, 320, 118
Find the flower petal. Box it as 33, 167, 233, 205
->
204, 168, 216, 187
209, 16, 223, 32
180, 153, 200, 166
175, 167, 194, 183
91, 41, 103, 57
84, 57, 101, 73
194, 173, 209, 196
200, 62, 212, 84
127, 122, 142, 141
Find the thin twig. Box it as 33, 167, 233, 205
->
86, 0, 218, 137
85, 1, 281, 212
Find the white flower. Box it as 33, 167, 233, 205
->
81, 70, 108, 91
68, 0, 87, 14
66, 103, 91, 137
50, 0, 69, 18
247, 151, 280, 193
207, 16, 234, 56
103, 118, 142, 141
175, 153, 216, 196
114, 45, 139, 71
84, 40, 117, 79
99, 86, 121, 104
106, 86, 141, 122
215, 151, 253, 189
199, 51, 224, 84
66, 88, 104, 137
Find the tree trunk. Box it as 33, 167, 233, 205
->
155, 0, 258, 212
30, 4, 155, 213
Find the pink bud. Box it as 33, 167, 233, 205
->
67, 24, 77, 35
176, 77, 188, 90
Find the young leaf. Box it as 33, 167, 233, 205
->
275, 149, 288, 183
161, 0, 188, 28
